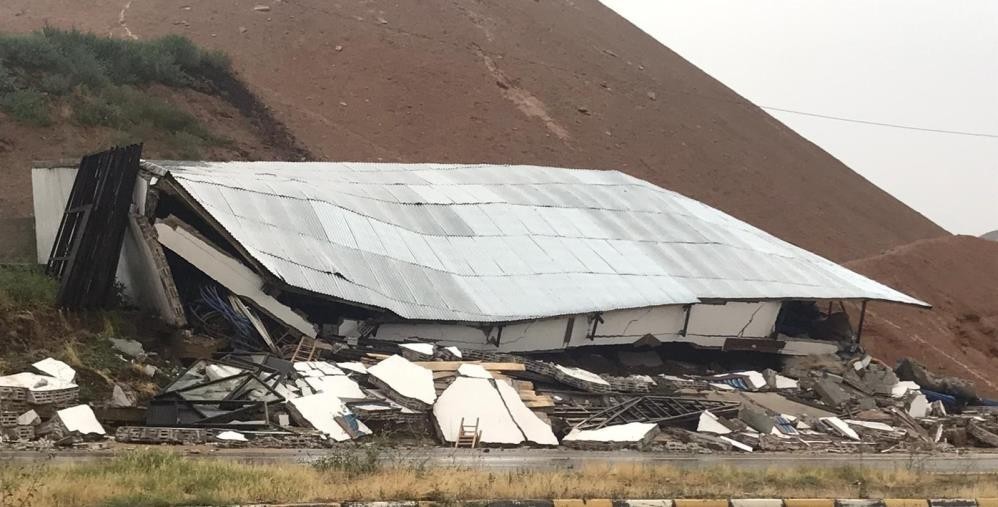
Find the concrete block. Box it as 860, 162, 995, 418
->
814, 378, 852, 407
739, 405, 775, 433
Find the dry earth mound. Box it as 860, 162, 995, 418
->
847, 235, 998, 396
0, 0, 945, 262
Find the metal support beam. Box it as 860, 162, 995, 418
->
857, 300, 868, 344
680, 304, 692, 337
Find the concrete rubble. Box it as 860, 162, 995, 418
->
27, 152, 998, 452
4, 340, 997, 455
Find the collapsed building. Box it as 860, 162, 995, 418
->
22, 146, 998, 452
32, 152, 926, 357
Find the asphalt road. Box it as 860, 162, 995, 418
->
3, 447, 997, 473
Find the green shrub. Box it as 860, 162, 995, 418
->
0, 28, 232, 149
0, 88, 50, 125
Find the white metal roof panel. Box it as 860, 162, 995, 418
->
148, 161, 928, 321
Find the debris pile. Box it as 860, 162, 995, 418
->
61, 339, 993, 453
0, 358, 106, 446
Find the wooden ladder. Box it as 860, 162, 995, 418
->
454, 417, 481, 448
289, 336, 318, 362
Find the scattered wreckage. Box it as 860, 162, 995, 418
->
8, 146, 998, 453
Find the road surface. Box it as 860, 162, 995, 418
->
2, 447, 997, 473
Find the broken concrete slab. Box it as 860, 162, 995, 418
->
563, 422, 659, 448
896, 357, 978, 401
967, 420, 998, 447
929, 400, 947, 417
441, 346, 463, 360
399, 342, 435, 360
336, 362, 368, 375
697, 410, 732, 435
16, 410, 40, 426
55, 405, 106, 436
294, 361, 344, 377
109, 338, 146, 359
891, 380, 921, 398
434, 377, 524, 446
31, 358, 76, 383
110, 384, 136, 408
820, 416, 860, 441
813, 377, 852, 407
216, 430, 247, 442
303, 375, 365, 401
456, 364, 493, 379
844, 419, 898, 433
367, 354, 436, 409
719, 435, 753, 452
732, 371, 768, 390
860, 364, 900, 396
494, 379, 558, 446
554, 364, 610, 387
287, 391, 370, 442
908, 393, 930, 418
738, 405, 775, 434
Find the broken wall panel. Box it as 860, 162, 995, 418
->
686, 302, 781, 338
47, 145, 143, 309
154, 219, 316, 338
433, 377, 524, 445
494, 379, 558, 446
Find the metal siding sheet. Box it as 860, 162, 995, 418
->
162, 161, 925, 322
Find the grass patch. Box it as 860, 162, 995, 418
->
0, 449, 996, 506
0, 265, 57, 310
0, 27, 232, 156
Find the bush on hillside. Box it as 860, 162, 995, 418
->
0, 28, 231, 156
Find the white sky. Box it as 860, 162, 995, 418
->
600, 0, 998, 236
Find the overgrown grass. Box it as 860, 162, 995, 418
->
0, 449, 995, 506
0, 28, 231, 156
0, 265, 57, 310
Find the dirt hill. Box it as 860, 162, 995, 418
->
0, 0, 946, 264
3, 1, 995, 391
847, 235, 998, 396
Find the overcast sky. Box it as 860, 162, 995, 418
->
600, 0, 998, 236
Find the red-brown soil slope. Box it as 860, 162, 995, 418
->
847, 236, 998, 397
0, 0, 946, 263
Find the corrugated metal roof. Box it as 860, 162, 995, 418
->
147, 161, 928, 321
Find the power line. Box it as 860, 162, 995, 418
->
761, 106, 998, 139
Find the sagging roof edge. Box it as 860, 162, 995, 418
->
144, 161, 393, 317
139, 161, 931, 322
